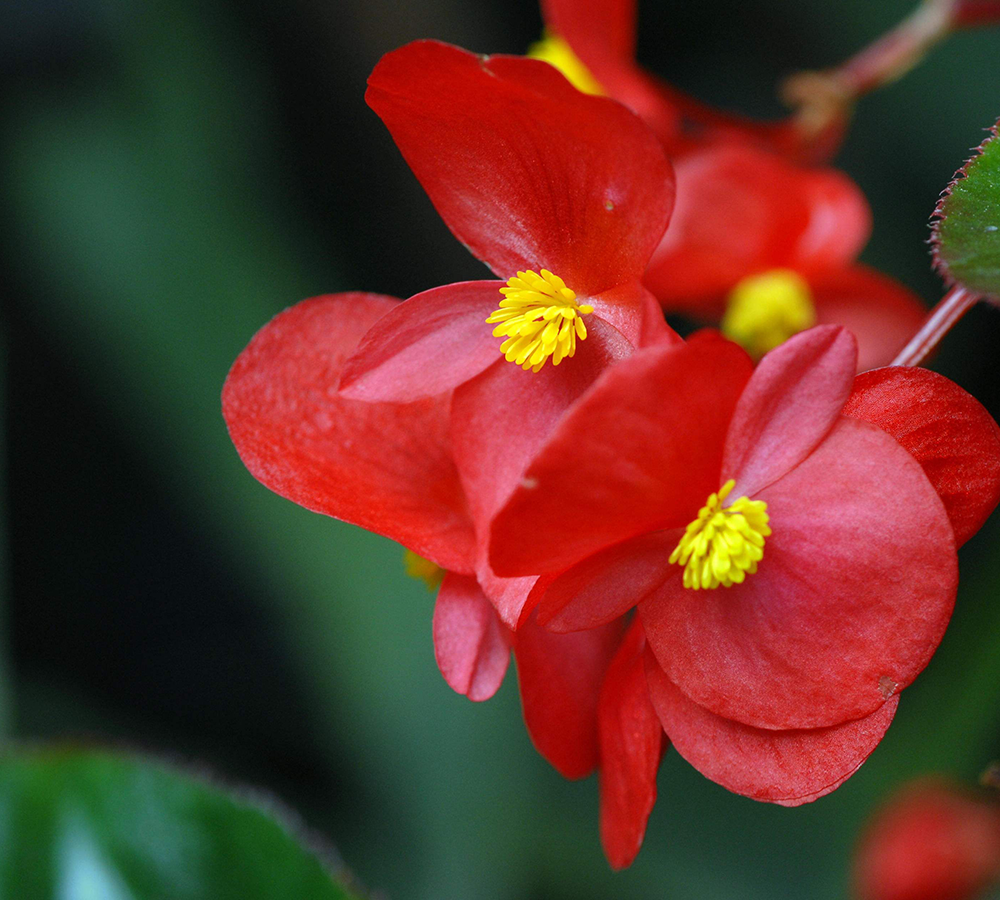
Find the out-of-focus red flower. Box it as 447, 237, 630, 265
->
643, 144, 926, 371
534, 0, 928, 370
222, 292, 632, 807
338, 39, 674, 407
490, 325, 1000, 802
854, 780, 1000, 900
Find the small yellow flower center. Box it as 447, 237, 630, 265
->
527, 32, 605, 95
721, 269, 816, 360
669, 480, 771, 590
486, 269, 594, 373
403, 550, 445, 591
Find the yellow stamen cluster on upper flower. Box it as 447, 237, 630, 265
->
487, 270, 594, 373
527, 32, 605, 96
403, 549, 445, 591
669, 480, 771, 590
721, 268, 817, 360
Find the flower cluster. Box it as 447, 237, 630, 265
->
224, 4, 1000, 872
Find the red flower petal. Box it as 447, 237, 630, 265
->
452, 317, 632, 548
644, 145, 870, 315
338, 281, 503, 403
844, 366, 1000, 547
222, 294, 475, 572
598, 621, 664, 870
811, 265, 927, 372
723, 325, 857, 498
644, 417, 957, 731
645, 653, 899, 804
514, 613, 623, 779
490, 338, 753, 576
537, 531, 677, 631
433, 573, 511, 702
366, 40, 674, 295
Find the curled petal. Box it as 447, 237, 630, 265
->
339, 281, 503, 402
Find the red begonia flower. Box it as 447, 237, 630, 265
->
489, 325, 1000, 799
644, 144, 871, 314
339, 40, 675, 405
854, 780, 1000, 900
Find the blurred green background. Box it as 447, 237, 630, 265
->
4, 0, 1000, 897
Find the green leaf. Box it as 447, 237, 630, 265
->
0, 747, 363, 900
933, 121, 1000, 298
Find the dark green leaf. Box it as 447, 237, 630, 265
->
0, 747, 363, 900
933, 122, 1000, 298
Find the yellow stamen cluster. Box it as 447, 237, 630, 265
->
669, 480, 771, 590
721, 269, 817, 360
527, 32, 605, 96
403, 550, 445, 591
487, 270, 593, 373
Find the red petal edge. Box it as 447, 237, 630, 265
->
844, 366, 1000, 547
645, 652, 898, 804
433, 573, 511, 702
222, 294, 475, 572
514, 613, 624, 779
599, 620, 664, 869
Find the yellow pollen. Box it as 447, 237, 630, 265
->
403, 550, 445, 591
668, 480, 771, 590
527, 32, 605, 95
721, 269, 817, 360
486, 269, 594, 373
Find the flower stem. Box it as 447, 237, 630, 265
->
782, 0, 1000, 150
890, 285, 980, 367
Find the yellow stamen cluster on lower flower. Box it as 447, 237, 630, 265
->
721, 268, 816, 360
527, 32, 605, 96
487, 270, 594, 373
403, 550, 445, 591
669, 480, 771, 590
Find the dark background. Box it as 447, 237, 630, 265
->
5, 1, 1000, 897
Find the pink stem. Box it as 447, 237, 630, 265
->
890, 285, 980, 367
